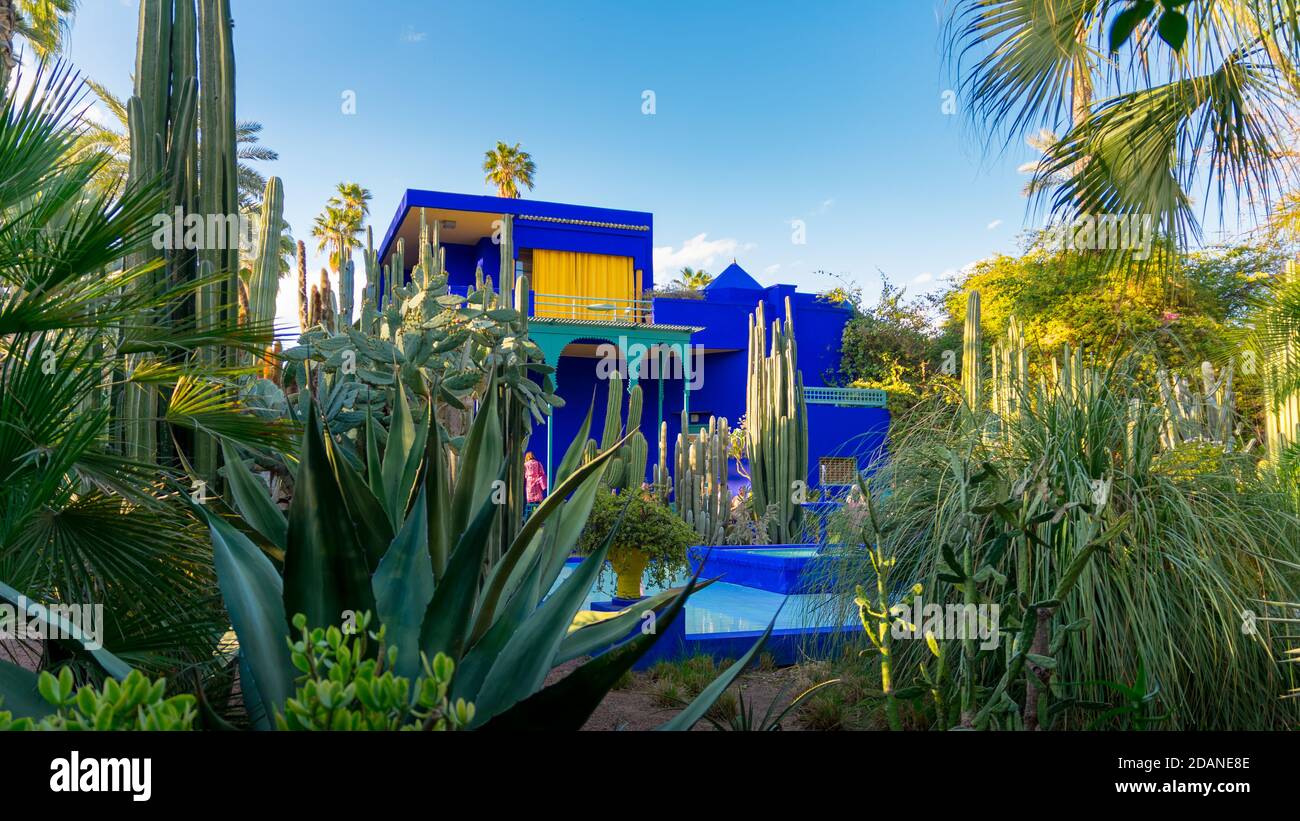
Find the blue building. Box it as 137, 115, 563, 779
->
377, 190, 888, 493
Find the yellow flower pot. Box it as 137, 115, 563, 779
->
610, 548, 649, 601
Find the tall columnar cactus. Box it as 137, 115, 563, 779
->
746, 298, 808, 544
245, 176, 283, 335
296, 239, 309, 332
122, 0, 238, 481
1265, 262, 1300, 463
592, 373, 648, 491
674, 413, 730, 544
652, 421, 671, 502
499, 214, 515, 311
338, 259, 356, 330
990, 314, 1029, 426
962, 290, 982, 411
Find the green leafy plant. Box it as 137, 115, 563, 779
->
0, 669, 196, 731
577, 490, 697, 599
278, 611, 474, 731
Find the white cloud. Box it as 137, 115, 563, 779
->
763, 263, 781, 276
401, 26, 427, 43
912, 272, 933, 284
987, 219, 1003, 231
653, 233, 750, 278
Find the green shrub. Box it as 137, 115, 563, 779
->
577, 490, 696, 590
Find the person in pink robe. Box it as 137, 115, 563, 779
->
524, 451, 547, 504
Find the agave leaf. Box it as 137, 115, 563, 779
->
554, 396, 596, 486
0, 580, 131, 681
469, 503, 629, 726
380, 380, 427, 528
451, 550, 546, 702
372, 487, 435, 679
0, 660, 53, 720
477, 559, 702, 731
365, 405, 383, 501
449, 372, 502, 537
283, 402, 376, 630
554, 577, 719, 666
417, 464, 506, 663
192, 503, 296, 720
423, 403, 452, 581
220, 442, 287, 550
326, 433, 394, 570
470, 429, 629, 642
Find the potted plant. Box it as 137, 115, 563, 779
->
578, 490, 697, 603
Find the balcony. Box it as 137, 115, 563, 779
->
803, 386, 887, 408
531, 292, 653, 324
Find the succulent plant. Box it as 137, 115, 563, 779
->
745, 298, 807, 544
674, 412, 730, 544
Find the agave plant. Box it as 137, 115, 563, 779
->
198, 366, 767, 730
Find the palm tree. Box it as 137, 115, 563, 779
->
75, 80, 279, 204
483, 140, 536, 198
673, 267, 712, 291
0, 0, 77, 92
311, 182, 371, 273
946, 0, 1300, 253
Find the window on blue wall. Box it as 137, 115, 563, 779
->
686, 411, 710, 435
819, 457, 857, 487
515, 248, 532, 283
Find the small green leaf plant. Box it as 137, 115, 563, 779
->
0, 669, 197, 731
278, 611, 474, 731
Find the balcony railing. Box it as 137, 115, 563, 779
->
804, 386, 888, 408
532, 292, 653, 324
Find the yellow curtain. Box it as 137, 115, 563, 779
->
532, 250, 638, 321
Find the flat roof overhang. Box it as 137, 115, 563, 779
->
378, 189, 653, 268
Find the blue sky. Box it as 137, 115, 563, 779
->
61, 0, 1070, 328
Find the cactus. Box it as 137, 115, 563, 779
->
674, 413, 730, 544
990, 314, 1028, 422
121, 0, 239, 480
1156, 362, 1237, 451
590, 373, 648, 491
338, 259, 356, 329
245, 176, 283, 335
962, 290, 982, 411
296, 239, 309, 332
1265, 262, 1300, 463
745, 297, 808, 544
651, 421, 671, 502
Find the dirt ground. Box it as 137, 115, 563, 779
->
544, 659, 827, 731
